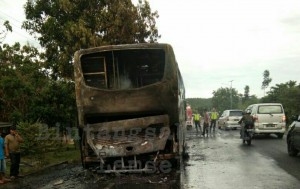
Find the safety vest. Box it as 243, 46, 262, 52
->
211, 112, 218, 120
194, 114, 200, 121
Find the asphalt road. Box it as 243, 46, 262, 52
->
3, 126, 300, 189
182, 126, 300, 189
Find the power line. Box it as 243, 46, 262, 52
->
0, 18, 38, 46
0, 19, 33, 40
0, 9, 24, 25
0, 0, 40, 47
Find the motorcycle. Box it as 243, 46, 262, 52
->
241, 124, 254, 145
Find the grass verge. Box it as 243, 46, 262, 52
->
5, 144, 81, 176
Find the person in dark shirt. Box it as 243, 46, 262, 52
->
238, 110, 254, 139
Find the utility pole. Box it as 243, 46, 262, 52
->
229, 80, 233, 109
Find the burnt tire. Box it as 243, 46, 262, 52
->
288, 141, 299, 156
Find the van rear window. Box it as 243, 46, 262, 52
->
258, 105, 283, 114
229, 111, 243, 116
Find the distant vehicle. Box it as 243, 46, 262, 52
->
245, 103, 286, 138
218, 109, 243, 130
286, 115, 300, 156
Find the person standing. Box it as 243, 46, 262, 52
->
5, 125, 24, 179
194, 111, 201, 134
0, 130, 10, 184
210, 108, 219, 134
186, 104, 193, 122
202, 109, 210, 137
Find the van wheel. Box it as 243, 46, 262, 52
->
277, 133, 284, 139
288, 141, 299, 156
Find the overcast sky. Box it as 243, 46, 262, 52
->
1, 0, 300, 98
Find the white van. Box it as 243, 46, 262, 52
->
245, 103, 286, 138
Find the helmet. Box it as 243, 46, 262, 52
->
246, 109, 251, 114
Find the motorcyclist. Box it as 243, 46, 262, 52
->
238, 109, 254, 139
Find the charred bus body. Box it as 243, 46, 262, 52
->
74, 43, 186, 173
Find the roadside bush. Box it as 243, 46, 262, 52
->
18, 122, 61, 166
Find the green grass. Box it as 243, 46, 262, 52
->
5, 144, 81, 176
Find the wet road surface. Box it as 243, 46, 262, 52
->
3, 127, 300, 189
182, 127, 300, 189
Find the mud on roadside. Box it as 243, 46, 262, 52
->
2, 162, 181, 189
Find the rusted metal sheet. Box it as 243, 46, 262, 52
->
74, 43, 186, 172
74, 44, 182, 128
86, 114, 169, 132
86, 115, 170, 157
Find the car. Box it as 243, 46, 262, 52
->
217, 109, 243, 130
245, 103, 286, 138
286, 115, 300, 156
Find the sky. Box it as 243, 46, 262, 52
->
1, 0, 300, 98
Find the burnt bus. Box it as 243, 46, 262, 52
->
74, 43, 186, 173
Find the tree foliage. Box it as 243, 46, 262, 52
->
0, 21, 12, 44
186, 98, 212, 114
23, 0, 160, 79
18, 121, 61, 165
212, 87, 240, 113
238, 85, 259, 110
244, 85, 249, 101
0, 43, 45, 121
260, 81, 300, 124
262, 70, 272, 95
0, 43, 76, 126
238, 95, 259, 111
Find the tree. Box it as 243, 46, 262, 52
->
238, 85, 259, 109
212, 87, 239, 113
238, 94, 259, 111
261, 70, 272, 96
0, 43, 45, 122
261, 81, 300, 124
18, 121, 61, 165
0, 43, 77, 126
0, 21, 12, 44
23, 0, 160, 79
243, 85, 250, 103
186, 98, 212, 114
